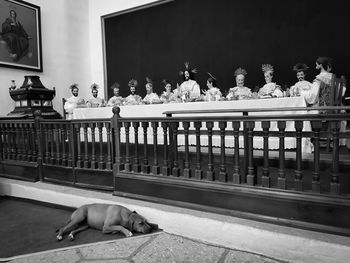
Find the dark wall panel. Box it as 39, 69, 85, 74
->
104, 0, 350, 98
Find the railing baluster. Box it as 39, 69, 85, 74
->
124, 121, 132, 172
67, 123, 73, 167
6, 124, 11, 159
132, 122, 141, 172
151, 121, 160, 175
44, 124, 50, 164
50, 124, 55, 164
162, 122, 170, 176
183, 121, 191, 178
105, 122, 112, 170
261, 121, 270, 187
26, 123, 33, 162
294, 121, 303, 191
30, 123, 36, 162
23, 123, 28, 161
97, 123, 104, 169
11, 123, 16, 159
311, 121, 322, 193
171, 122, 180, 177
34, 111, 43, 180
232, 121, 240, 184
194, 122, 203, 180
206, 121, 214, 181
55, 124, 61, 165
219, 121, 227, 182
90, 123, 96, 169
83, 123, 89, 168
142, 122, 150, 174
0, 124, 3, 160
61, 124, 67, 166
330, 120, 340, 194
16, 123, 22, 160
76, 123, 82, 168
21, 123, 28, 161
246, 121, 256, 186
106, 122, 112, 170
277, 121, 286, 189
112, 108, 123, 172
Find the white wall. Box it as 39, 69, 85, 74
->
0, 0, 91, 117
0, 0, 159, 117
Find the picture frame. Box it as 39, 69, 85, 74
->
0, 0, 42, 72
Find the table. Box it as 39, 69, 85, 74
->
73, 97, 313, 153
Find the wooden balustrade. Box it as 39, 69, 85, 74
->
110, 108, 350, 196
0, 107, 349, 197
1, 107, 350, 233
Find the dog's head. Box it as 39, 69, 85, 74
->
128, 211, 158, 234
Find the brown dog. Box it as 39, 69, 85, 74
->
56, 203, 158, 241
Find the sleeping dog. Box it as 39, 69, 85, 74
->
56, 203, 158, 241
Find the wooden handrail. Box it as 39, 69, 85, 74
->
112, 113, 350, 123
163, 106, 350, 115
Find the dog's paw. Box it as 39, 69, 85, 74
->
68, 233, 75, 241
56, 235, 63, 241
123, 230, 133, 237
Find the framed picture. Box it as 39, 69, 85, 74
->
0, 0, 42, 71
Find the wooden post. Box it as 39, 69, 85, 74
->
112, 106, 124, 173
171, 122, 180, 177
30, 122, 37, 162
206, 121, 214, 181
132, 121, 141, 173
83, 123, 89, 168
294, 121, 303, 191
311, 120, 322, 193
194, 121, 203, 180
277, 121, 286, 189
90, 123, 96, 169
246, 121, 256, 186
106, 122, 113, 170
97, 123, 104, 169
330, 120, 340, 194
261, 121, 270, 187
34, 110, 43, 181
142, 121, 150, 174
124, 121, 132, 172
232, 121, 240, 184
183, 121, 191, 178
75, 123, 83, 168
61, 124, 67, 166
49, 124, 55, 165
55, 124, 61, 165
219, 121, 227, 182
161, 122, 170, 176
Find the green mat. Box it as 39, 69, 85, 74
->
0, 196, 155, 259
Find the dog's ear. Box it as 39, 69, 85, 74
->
128, 212, 138, 231
147, 221, 159, 230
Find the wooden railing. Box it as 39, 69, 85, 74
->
112, 106, 350, 195
1, 107, 350, 232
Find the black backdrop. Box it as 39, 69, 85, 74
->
103, 0, 349, 99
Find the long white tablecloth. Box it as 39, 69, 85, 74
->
73, 97, 313, 153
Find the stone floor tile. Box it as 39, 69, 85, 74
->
10, 249, 80, 263
224, 250, 281, 263
79, 236, 150, 259
80, 260, 129, 263
133, 233, 225, 263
